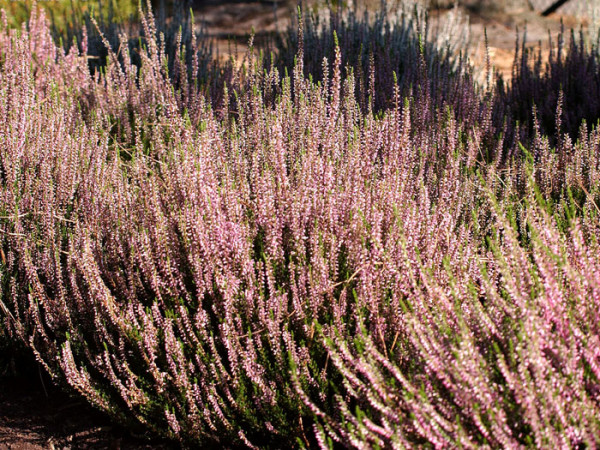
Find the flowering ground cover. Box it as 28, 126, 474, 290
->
1, 2, 600, 448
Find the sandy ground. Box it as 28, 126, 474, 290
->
468, 7, 586, 79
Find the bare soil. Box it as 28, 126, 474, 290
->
467, 6, 585, 79
0, 373, 176, 450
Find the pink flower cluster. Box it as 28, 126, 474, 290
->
1, 3, 600, 448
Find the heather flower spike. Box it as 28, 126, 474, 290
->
1, 2, 600, 448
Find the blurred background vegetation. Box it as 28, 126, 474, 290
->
0, 0, 143, 30
0, 0, 590, 32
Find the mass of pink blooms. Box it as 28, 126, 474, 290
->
1, 3, 600, 448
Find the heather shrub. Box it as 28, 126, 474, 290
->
58, 0, 216, 98
494, 28, 600, 149
2, 3, 600, 449
273, 2, 473, 113
302, 161, 600, 447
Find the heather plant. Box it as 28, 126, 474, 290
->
2, 3, 600, 449
64, 0, 215, 93
273, 1, 473, 113
0, 0, 215, 103
493, 27, 600, 151
300, 162, 600, 447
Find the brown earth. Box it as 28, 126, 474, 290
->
0, 371, 176, 450
1, 1, 593, 448
468, 6, 586, 79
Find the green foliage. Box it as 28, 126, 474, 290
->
0, 0, 139, 32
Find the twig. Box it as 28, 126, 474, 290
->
0, 212, 76, 224
237, 308, 298, 339
328, 266, 363, 291
578, 181, 600, 216
542, 0, 570, 17
39, 364, 49, 398
379, 328, 388, 358
0, 297, 17, 325
0, 213, 29, 219
390, 331, 400, 354
0, 229, 26, 237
